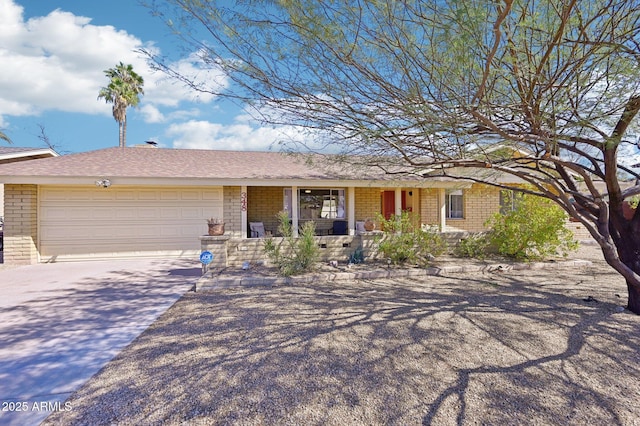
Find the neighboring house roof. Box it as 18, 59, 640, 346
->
0, 146, 59, 164
0, 147, 471, 188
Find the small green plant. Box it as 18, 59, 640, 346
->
263, 211, 320, 276
454, 233, 491, 259
348, 246, 365, 264
485, 193, 578, 260
376, 211, 447, 265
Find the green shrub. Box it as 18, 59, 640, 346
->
264, 211, 320, 276
376, 211, 447, 265
486, 193, 578, 260
348, 246, 365, 264
454, 233, 491, 259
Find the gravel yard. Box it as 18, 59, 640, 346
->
44, 246, 640, 425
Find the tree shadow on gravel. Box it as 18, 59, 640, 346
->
43, 264, 640, 426
0, 260, 199, 426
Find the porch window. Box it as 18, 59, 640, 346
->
283, 188, 346, 219
446, 189, 464, 219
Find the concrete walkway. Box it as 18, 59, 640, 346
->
0, 258, 200, 426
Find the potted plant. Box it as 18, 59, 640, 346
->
364, 218, 375, 231
207, 217, 225, 236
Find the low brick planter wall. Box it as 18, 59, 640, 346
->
201, 232, 385, 269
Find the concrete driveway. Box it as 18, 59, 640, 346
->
0, 258, 200, 426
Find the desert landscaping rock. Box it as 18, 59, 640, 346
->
44, 246, 640, 425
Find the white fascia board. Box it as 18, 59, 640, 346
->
0, 175, 474, 188
0, 149, 59, 161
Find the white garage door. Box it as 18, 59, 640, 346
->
39, 186, 223, 261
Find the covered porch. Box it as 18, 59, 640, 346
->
234, 182, 479, 239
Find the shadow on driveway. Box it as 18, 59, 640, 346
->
0, 259, 199, 426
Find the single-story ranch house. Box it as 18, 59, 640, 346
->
0, 145, 585, 265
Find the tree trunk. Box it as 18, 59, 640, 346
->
618, 245, 640, 314
627, 280, 640, 313
118, 121, 124, 148
609, 217, 640, 314
122, 115, 127, 147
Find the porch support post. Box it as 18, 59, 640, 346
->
438, 188, 447, 231
394, 187, 402, 216
240, 185, 248, 239
348, 186, 355, 235
291, 185, 299, 237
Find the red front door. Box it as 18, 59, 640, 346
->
381, 191, 407, 219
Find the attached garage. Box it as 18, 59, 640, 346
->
39, 186, 223, 261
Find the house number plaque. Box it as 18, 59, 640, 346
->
240, 191, 247, 212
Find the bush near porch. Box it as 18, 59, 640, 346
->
375, 212, 447, 266
263, 211, 321, 276
455, 193, 578, 261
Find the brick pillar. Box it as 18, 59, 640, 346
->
357, 231, 383, 261
199, 235, 230, 274
223, 186, 242, 238
4, 184, 39, 265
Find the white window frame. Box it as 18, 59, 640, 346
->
446, 189, 464, 219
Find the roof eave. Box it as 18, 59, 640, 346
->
0, 175, 474, 188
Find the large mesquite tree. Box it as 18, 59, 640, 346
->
149, 0, 640, 313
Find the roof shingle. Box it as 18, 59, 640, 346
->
0, 147, 362, 180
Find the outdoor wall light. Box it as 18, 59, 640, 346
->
95, 179, 111, 188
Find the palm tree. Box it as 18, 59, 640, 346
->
98, 62, 144, 147
0, 130, 11, 143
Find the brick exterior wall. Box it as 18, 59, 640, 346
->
450, 185, 501, 232
223, 186, 242, 237
419, 188, 440, 226
3, 184, 39, 264
226, 235, 370, 267
420, 185, 502, 232
354, 187, 380, 225
565, 221, 592, 241
247, 186, 286, 236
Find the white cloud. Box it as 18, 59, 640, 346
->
144, 52, 226, 107
0, 0, 227, 119
167, 119, 307, 151
139, 104, 165, 124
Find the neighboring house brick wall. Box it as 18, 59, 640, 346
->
247, 186, 285, 235
223, 186, 242, 237
566, 221, 595, 241
3, 184, 39, 264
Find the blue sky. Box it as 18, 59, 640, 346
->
0, 0, 292, 154
2, 0, 640, 166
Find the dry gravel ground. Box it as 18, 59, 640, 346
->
45, 245, 640, 426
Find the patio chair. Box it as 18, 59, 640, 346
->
331, 220, 348, 235
249, 222, 266, 238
